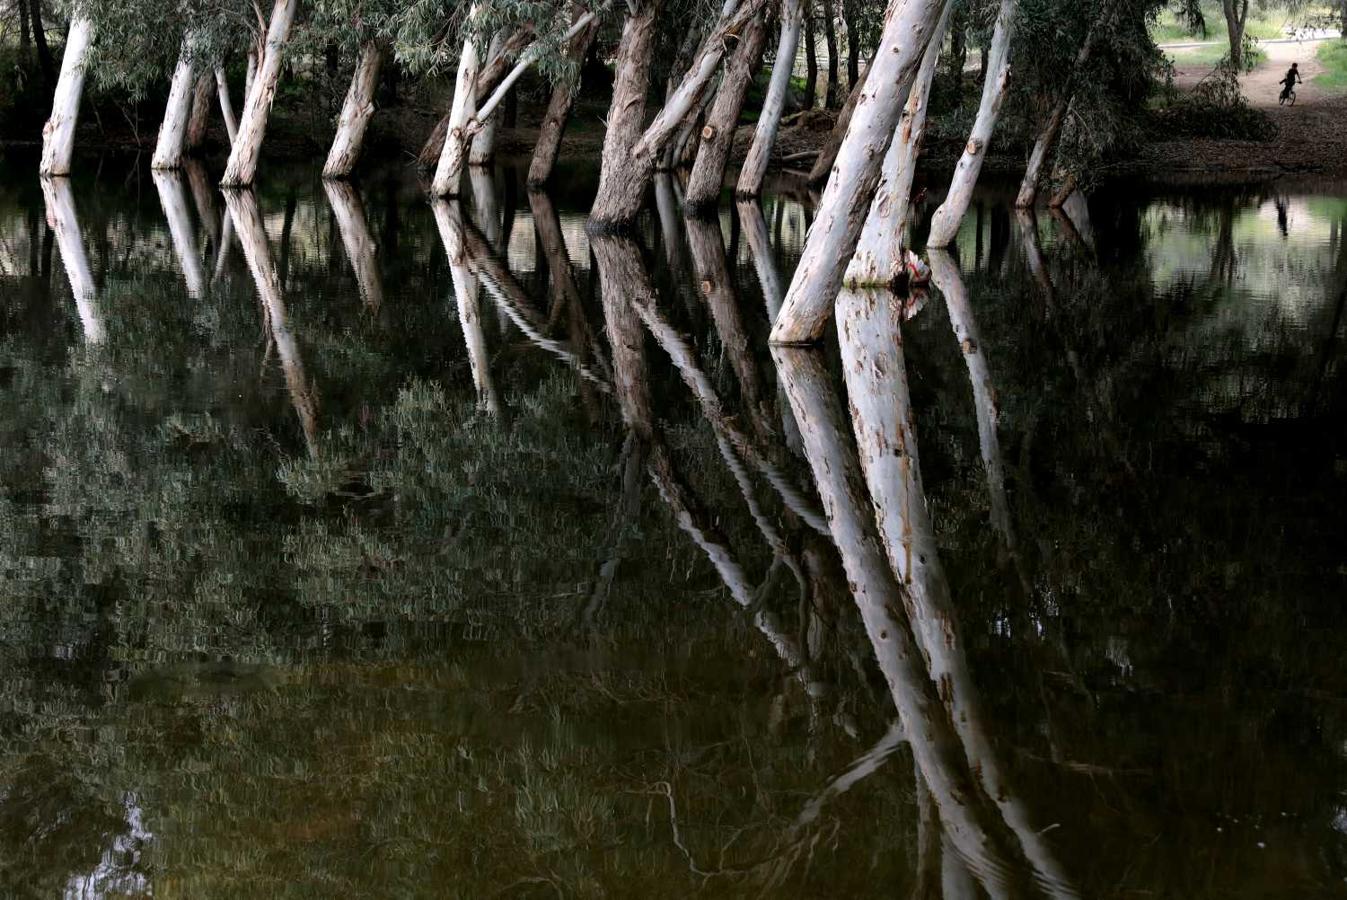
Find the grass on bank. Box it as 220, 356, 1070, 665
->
1151, 2, 1297, 45
1315, 40, 1347, 88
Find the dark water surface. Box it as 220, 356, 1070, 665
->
1, 155, 1346, 898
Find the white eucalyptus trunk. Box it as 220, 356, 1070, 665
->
153, 170, 207, 297
221, 0, 300, 187
805, 57, 871, 187
468, 32, 506, 166
223, 187, 319, 456
323, 41, 385, 179
430, 5, 483, 198
216, 67, 239, 146
736, 0, 803, 198
431, 199, 500, 414
845, 0, 951, 285
835, 286, 1079, 900
244, 48, 258, 102
40, 176, 102, 343
927, 0, 1015, 247
324, 180, 383, 312
153, 41, 199, 170
186, 73, 213, 150
39, 15, 95, 177
769, 0, 948, 344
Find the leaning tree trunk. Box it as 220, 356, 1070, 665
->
468, 31, 507, 166
685, 15, 769, 211
154, 170, 207, 297
587, 0, 663, 229
528, 17, 601, 187
845, 0, 951, 285
216, 67, 239, 145
821, 0, 840, 107
323, 40, 385, 179
737, 0, 804, 198
1014, 5, 1111, 208
430, 6, 484, 197
804, 1, 819, 107
805, 56, 871, 186
770, 0, 948, 345
41, 176, 103, 343
39, 15, 94, 177
926, 0, 1014, 247
186, 73, 214, 150
221, 0, 300, 187
153, 40, 199, 170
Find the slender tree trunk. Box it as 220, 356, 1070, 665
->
323, 40, 385, 179
805, 56, 871, 186
216, 67, 239, 146
431, 200, 500, 414
153, 41, 199, 170
738, 200, 804, 447
469, 32, 507, 166
528, 18, 601, 187
153, 170, 207, 296
588, 0, 663, 229
324, 180, 383, 311
417, 26, 535, 167
737, 0, 804, 197
926, 0, 1015, 247
685, 15, 769, 211
845, 0, 951, 285
29, 0, 55, 87
842, 0, 861, 88
1222, 0, 1248, 69
222, 0, 299, 187
430, 7, 484, 197
804, 1, 819, 107
822, 0, 840, 107
224, 187, 319, 456
1015, 7, 1111, 208
19, 0, 30, 54
245, 47, 258, 101
39, 15, 94, 177
40, 176, 102, 343
186, 73, 214, 150
770, 0, 948, 344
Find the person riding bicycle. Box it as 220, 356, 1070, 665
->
1280, 63, 1302, 101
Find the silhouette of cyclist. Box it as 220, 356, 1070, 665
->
1280, 63, 1302, 101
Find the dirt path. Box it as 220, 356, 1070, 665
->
1169, 37, 1333, 105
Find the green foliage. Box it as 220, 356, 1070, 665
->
1314, 38, 1347, 88
1150, 59, 1277, 140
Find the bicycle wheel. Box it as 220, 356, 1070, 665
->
1289, 90, 1297, 106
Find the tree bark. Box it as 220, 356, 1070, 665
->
29, 0, 55, 87
216, 67, 239, 146
430, 6, 485, 197
805, 56, 871, 186
927, 0, 1015, 246
323, 41, 385, 179
1222, 0, 1248, 69
153, 41, 199, 170
845, 0, 951, 285
324, 180, 383, 312
222, 0, 300, 187
737, 0, 804, 198
39, 15, 94, 177
468, 31, 507, 166
186, 73, 214, 150
40, 176, 102, 343
822, 0, 840, 107
587, 0, 663, 229
1014, 7, 1111, 208
685, 15, 769, 211
223, 187, 319, 456
804, 1, 819, 107
528, 18, 601, 187
770, 0, 948, 344
153, 170, 207, 297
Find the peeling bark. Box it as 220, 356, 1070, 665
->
430, 6, 484, 198
805, 56, 870, 187
771, 0, 948, 344
323, 41, 385, 179
684, 14, 769, 210
528, 17, 600, 187
736, 0, 804, 198
153, 40, 199, 170
418, 26, 535, 167
39, 15, 94, 177
222, 0, 300, 187
186, 72, 214, 151
927, 0, 1015, 246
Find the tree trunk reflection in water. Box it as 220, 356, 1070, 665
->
430, 199, 500, 415
835, 287, 1078, 898
323, 180, 384, 313
771, 343, 1020, 897
223, 187, 320, 457
152, 170, 207, 298
40, 176, 103, 344
184, 160, 221, 260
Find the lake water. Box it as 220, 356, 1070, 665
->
1, 155, 1345, 898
